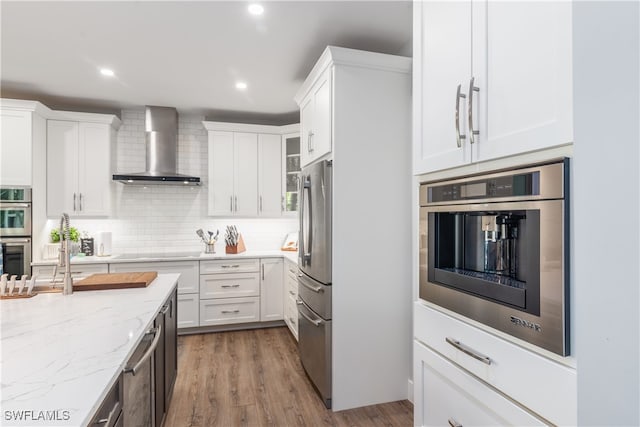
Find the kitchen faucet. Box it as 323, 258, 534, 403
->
58, 213, 73, 295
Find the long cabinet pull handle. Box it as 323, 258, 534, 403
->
260, 195, 263, 212
455, 84, 467, 148
124, 324, 162, 375
468, 77, 480, 144
261, 264, 265, 280
79, 193, 83, 211
445, 337, 492, 365
230, 196, 233, 212
448, 418, 463, 427
222, 309, 240, 314
221, 284, 240, 288
73, 193, 77, 212
234, 195, 238, 212
221, 264, 240, 269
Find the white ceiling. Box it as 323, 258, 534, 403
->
1, 1, 412, 124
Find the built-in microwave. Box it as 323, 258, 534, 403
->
419, 159, 569, 356
0, 188, 32, 237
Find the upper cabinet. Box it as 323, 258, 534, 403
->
413, 1, 573, 175
298, 67, 332, 167
46, 112, 120, 217
282, 132, 301, 215
203, 122, 300, 217
0, 100, 49, 187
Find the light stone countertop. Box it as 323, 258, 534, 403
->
0, 274, 179, 427
32, 250, 298, 266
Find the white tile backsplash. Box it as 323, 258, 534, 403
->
42, 109, 297, 256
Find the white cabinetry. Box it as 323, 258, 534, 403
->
109, 261, 200, 329
414, 340, 545, 427
199, 258, 261, 326
413, 1, 572, 174
260, 258, 283, 322
282, 132, 301, 215
204, 122, 300, 217
46, 113, 120, 217
414, 302, 577, 426
283, 258, 298, 340
207, 131, 258, 216
299, 67, 332, 167
257, 134, 282, 217
0, 100, 49, 187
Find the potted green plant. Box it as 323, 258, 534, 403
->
49, 227, 81, 257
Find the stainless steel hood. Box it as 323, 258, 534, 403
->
113, 106, 201, 185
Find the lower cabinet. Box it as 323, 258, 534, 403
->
260, 258, 283, 321
109, 261, 199, 329
414, 340, 545, 427
283, 258, 299, 340
200, 297, 260, 325
154, 289, 177, 427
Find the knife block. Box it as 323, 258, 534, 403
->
225, 234, 246, 254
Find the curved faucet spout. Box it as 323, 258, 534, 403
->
58, 213, 73, 295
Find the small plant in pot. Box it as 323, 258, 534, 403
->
50, 227, 81, 256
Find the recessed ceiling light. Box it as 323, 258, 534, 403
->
236, 81, 248, 90
248, 3, 264, 15
100, 68, 115, 77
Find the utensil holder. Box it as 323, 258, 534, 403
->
204, 243, 216, 254
225, 234, 246, 254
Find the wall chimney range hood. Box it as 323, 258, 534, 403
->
113, 106, 201, 185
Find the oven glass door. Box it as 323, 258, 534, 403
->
0, 238, 31, 276
0, 203, 32, 236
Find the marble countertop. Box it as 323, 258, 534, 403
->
0, 274, 179, 426
32, 250, 298, 266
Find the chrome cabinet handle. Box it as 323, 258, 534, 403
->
448, 418, 463, 427
124, 324, 162, 375
234, 195, 238, 212
230, 196, 233, 212
79, 193, 83, 211
222, 309, 240, 314
261, 264, 265, 280
221, 264, 240, 269
455, 84, 467, 148
445, 337, 492, 365
468, 77, 480, 144
73, 193, 77, 212
221, 284, 240, 288
259, 195, 263, 212
281, 195, 285, 212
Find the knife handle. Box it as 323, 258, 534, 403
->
8, 275, 17, 295
27, 276, 37, 295
18, 275, 27, 295
0, 274, 7, 296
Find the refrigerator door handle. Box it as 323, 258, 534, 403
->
302, 175, 312, 265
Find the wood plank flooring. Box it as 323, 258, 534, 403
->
164, 327, 413, 427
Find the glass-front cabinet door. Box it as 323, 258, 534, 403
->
282, 133, 301, 215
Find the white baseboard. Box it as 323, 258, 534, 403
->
408, 378, 414, 403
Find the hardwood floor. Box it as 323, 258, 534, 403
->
164, 327, 413, 427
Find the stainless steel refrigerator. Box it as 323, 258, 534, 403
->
297, 159, 332, 408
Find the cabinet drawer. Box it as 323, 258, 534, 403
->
414, 302, 576, 426
285, 275, 298, 300
109, 261, 199, 294
200, 273, 260, 299
32, 263, 108, 281
414, 340, 545, 427
89, 373, 123, 427
177, 294, 199, 329
200, 297, 260, 326
200, 258, 259, 274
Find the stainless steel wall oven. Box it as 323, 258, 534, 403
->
419, 159, 569, 356
0, 188, 32, 277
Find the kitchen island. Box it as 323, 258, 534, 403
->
0, 273, 179, 426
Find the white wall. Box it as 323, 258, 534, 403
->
573, 2, 640, 425
39, 109, 297, 258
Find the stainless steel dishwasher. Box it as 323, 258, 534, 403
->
123, 322, 162, 426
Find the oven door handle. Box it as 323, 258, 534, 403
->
0, 203, 31, 208
0, 238, 31, 244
